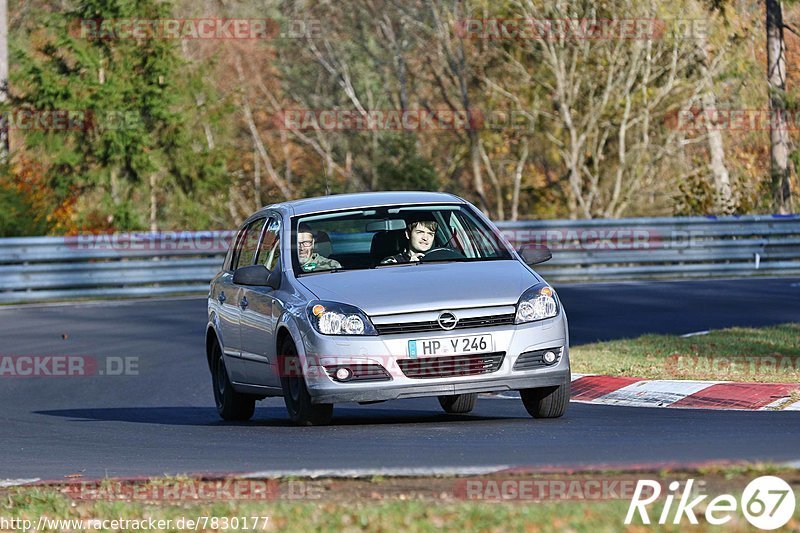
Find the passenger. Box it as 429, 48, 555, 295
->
381, 219, 438, 263
297, 223, 342, 272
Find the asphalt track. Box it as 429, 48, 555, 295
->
1, 277, 799, 480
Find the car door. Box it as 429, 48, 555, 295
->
239, 215, 283, 387
222, 217, 267, 383
212, 227, 246, 377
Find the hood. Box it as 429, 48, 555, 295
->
296, 260, 540, 316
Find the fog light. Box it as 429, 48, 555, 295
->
335, 367, 352, 381
543, 351, 557, 365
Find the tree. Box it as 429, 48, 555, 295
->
0, 0, 8, 163
10, 0, 228, 231
766, 0, 793, 213
694, 12, 735, 213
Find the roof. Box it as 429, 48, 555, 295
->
261, 191, 465, 217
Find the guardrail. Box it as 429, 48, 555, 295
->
496, 214, 800, 282
1, 215, 799, 303
0, 231, 235, 304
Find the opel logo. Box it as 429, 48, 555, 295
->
437, 311, 458, 331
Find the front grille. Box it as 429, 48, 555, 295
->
513, 347, 563, 371
324, 364, 392, 383
375, 313, 515, 335
398, 352, 505, 379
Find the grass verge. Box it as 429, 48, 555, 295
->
1, 466, 798, 532
570, 323, 800, 382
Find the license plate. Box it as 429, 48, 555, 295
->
408, 334, 493, 358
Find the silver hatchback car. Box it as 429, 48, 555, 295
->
205, 191, 570, 425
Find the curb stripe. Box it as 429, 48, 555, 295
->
487, 375, 797, 411
670, 383, 798, 410
0, 478, 40, 487
570, 375, 641, 401
593, 380, 717, 408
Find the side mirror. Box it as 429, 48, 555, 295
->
518, 244, 552, 266
233, 264, 281, 289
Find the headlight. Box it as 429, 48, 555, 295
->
515, 284, 559, 324
307, 301, 378, 336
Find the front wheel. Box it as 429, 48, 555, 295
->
211, 342, 256, 421
438, 393, 477, 414
279, 339, 334, 426
520, 377, 570, 419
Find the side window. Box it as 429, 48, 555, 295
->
447, 212, 478, 258
228, 227, 248, 271
232, 218, 267, 270
256, 217, 282, 271
461, 211, 496, 257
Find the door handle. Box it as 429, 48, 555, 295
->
218, 291, 226, 304
240, 296, 249, 310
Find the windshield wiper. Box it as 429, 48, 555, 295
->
417, 257, 469, 265
372, 257, 468, 267
419, 256, 509, 265
298, 268, 349, 276
371, 262, 417, 269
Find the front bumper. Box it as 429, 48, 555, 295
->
299, 315, 570, 404
309, 370, 569, 403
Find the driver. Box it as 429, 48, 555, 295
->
297, 223, 342, 272
381, 219, 438, 264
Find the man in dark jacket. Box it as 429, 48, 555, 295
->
381, 219, 438, 264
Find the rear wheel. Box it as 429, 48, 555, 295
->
520, 377, 570, 419
437, 393, 477, 414
280, 339, 334, 426
211, 342, 256, 421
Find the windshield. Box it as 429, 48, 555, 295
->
291, 203, 514, 275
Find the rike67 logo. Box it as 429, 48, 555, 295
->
625, 476, 796, 529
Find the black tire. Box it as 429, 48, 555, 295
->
438, 393, 477, 414
520, 377, 570, 419
279, 339, 334, 426
211, 342, 256, 421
